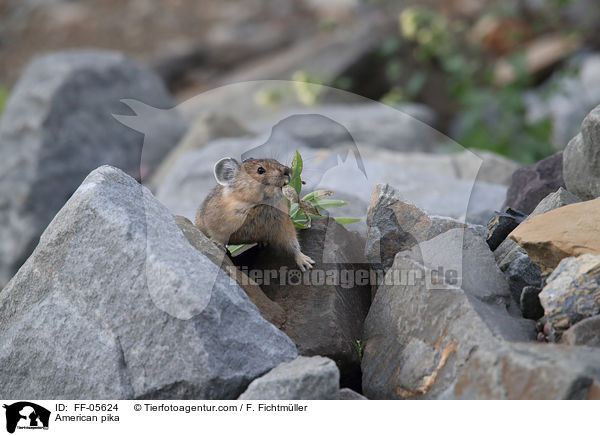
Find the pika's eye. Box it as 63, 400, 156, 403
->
257, 167, 266, 174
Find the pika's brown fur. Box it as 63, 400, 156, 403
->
195, 158, 315, 271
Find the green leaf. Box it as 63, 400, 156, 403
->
289, 150, 304, 195
291, 150, 303, 179
289, 177, 302, 196
286, 150, 358, 229
289, 202, 301, 219
313, 199, 349, 209
353, 339, 365, 360
290, 202, 310, 229
294, 211, 308, 222
301, 191, 317, 202
228, 244, 249, 256
293, 220, 310, 229
302, 189, 333, 203
334, 217, 361, 226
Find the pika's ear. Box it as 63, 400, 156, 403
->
214, 158, 241, 186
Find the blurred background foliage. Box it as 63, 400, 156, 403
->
2, 0, 599, 163
369, 3, 578, 163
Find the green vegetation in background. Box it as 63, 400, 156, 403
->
378, 6, 560, 164
254, 71, 333, 108
254, 4, 574, 164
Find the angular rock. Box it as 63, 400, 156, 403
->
447, 342, 600, 399
504, 252, 542, 304
502, 151, 565, 214
563, 104, 600, 200
539, 254, 600, 339
238, 356, 340, 400
338, 388, 368, 400
520, 285, 545, 320
361, 229, 536, 399
0, 166, 297, 399
486, 208, 527, 251
509, 198, 600, 272
232, 217, 371, 392
365, 184, 485, 270
0, 50, 186, 288
174, 215, 286, 328
561, 315, 600, 347
402, 228, 532, 330
529, 186, 581, 214
494, 238, 528, 272
494, 187, 580, 271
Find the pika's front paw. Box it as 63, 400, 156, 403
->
295, 252, 315, 272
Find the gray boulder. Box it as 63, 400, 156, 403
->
446, 342, 600, 399
0, 166, 297, 399
539, 254, 600, 340
174, 215, 286, 329
503, 252, 542, 304
362, 229, 536, 399
315, 146, 508, 229
563, 104, 600, 200
502, 152, 565, 214
238, 356, 339, 400
338, 388, 368, 400
494, 238, 528, 272
453, 150, 520, 187
530, 186, 581, 213
231, 217, 371, 392
365, 184, 485, 271
0, 49, 187, 288
401, 228, 532, 334
561, 315, 600, 347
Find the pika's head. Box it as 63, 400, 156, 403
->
214, 157, 291, 188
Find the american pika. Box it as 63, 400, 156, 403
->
195, 157, 315, 271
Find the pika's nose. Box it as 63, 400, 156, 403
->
283, 167, 291, 182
